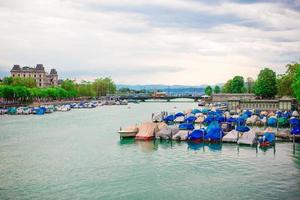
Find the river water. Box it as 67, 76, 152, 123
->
0, 102, 299, 200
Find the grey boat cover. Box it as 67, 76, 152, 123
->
172, 130, 190, 141
156, 126, 179, 139
222, 130, 239, 142
237, 128, 259, 145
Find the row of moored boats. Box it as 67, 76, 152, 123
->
118, 108, 300, 148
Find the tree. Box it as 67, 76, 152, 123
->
214, 85, 220, 94
277, 62, 300, 97
292, 67, 300, 101
61, 79, 76, 91
222, 79, 232, 93
254, 68, 277, 98
205, 86, 212, 96
231, 76, 245, 93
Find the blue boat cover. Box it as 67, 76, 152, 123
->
259, 132, 275, 143
179, 123, 194, 130
204, 115, 215, 125
236, 117, 245, 126
185, 116, 197, 123
289, 118, 300, 127
244, 110, 252, 117
204, 121, 223, 141
175, 112, 185, 118
187, 129, 206, 140
201, 108, 209, 114
236, 126, 250, 132
191, 109, 201, 114
36, 107, 46, 115
283, 111, 291, 118
267, 118, 277, 126
164, 115, 175, 122
216, 115, 225, 123
291, 126, 300, 135
227, 117, 236, 123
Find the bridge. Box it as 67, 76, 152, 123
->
117, 94, 205, 102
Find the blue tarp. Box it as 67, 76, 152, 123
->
236, 117, 245, 126
185, 116, 197, 123
289, 118, 300, 127
227, 117, 236, 123
204, 121, 223, 141
187, 129, 206, 140
191, 109, 201, 114
175, 112, 185, 118
236, 126, 250, 133
244, 110, 252, 117
267, 118, 277, 126
36, 107, 46, 115
201, 108, 209, 114
291, 126, 300, 135
259, 132, 275, 143
179, 123, 194, 130
164, 115, 175, 123
204, 115, 215, 125
216, 115, 225, 123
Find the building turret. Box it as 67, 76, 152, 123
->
36, 64, 45, 71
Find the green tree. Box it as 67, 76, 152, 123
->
277, 62, 300, 97
222, 79, 232, 93
254, 68, 277, 98
11, 77, 36, 88
214, 85, 220, 94
231, 76, 245, 93
61, 79, 76, 91
292, 67, 300, 101
205, 86, 212, 96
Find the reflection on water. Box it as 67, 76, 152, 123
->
119, 139, 285, 155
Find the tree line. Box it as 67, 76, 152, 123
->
0, 77, 116, 102
204, 60, 300, 101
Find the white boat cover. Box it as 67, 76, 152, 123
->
152, 113, 163, 122
156, 126, 179, 139
292, 111, 299, 117
246, 115, 258, 125
136, 122, 158, 140
237, 128, 258, 145
172, 130, 189, 141
222, 130, 239, 142
174, 116, 185, 123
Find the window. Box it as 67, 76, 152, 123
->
40, 79, 42, 82
12, 74, 15, 77
34, 74, 36, 77
39, 83, 42, 87
23, 74, 25, 77
39, 74, 42, 77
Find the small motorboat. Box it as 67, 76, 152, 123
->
118, 125, 138, 139
259, 132, 275, 148
187, 129, 206, 142
135, 122, 158, 140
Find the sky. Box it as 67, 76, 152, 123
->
0, 0, 299, 85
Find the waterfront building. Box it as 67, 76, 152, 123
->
212, 93, 256, 102
10, 64, 58, 87
228, 97, 297, 111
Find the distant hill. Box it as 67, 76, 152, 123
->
116, 84, 207, 95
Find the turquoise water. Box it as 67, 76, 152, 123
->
0, 102, 299, 200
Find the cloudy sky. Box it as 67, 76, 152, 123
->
0, 0, 299, 85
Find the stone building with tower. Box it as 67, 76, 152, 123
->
10, 64, 58, 87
